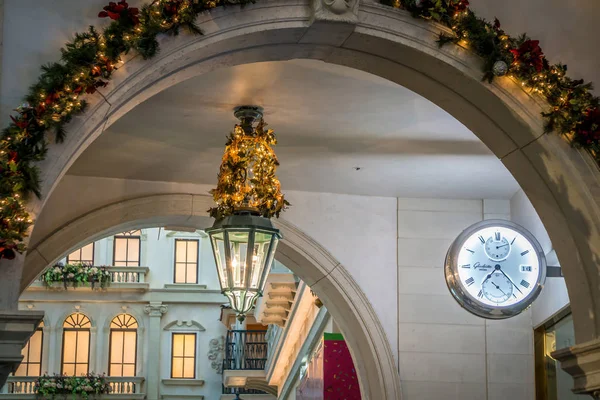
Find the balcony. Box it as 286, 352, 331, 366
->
0, 376, 145, 399
222, 330, 277, 394
28, 267, 150, 292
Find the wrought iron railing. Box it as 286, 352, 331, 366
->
224, 330, 268, 370
222, 385, 269, 395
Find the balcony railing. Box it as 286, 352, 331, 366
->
224, 330, 268, 370
31, 267, 149, 291
0, 376, 145, 399
222, 385, 269, 395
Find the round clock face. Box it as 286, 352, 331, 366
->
445, 220, 546, 319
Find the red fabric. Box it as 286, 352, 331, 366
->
323, 336, 361, 400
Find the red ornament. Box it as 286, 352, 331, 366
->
575, 107, 600, 146
10, 115, 28, 130
451, 0, 469, 13
98, 1, 140, 25
0, 240, 17, 260
510, 39, 546, 72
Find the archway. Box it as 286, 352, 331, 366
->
24, 193, 400, 400
3, 0, 599, 397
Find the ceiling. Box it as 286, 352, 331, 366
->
67, 59, 520, 199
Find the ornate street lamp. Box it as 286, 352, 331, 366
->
206, 106, 288, 321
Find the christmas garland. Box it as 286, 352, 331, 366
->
0, 0, 598, 260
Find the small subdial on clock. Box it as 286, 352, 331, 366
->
482, 271, 513, 304
484, 235, 511, 261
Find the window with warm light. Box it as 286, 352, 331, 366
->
171, 333, 196, 379
61, 313, 91, 375
113, 230, 141, 266
109, 314, 138, 377
14, 321, 44, 376
67, 243, 94, 265
174, 239, 198, 284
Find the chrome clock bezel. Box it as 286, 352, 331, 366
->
444, 219, 547, 319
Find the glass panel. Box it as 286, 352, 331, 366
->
186, 263, 197, 283
29, 330, 43, 363
63, 331, 77, 362
123, 364, 135, 376
76, 332, 90, 363
114, 239, 127, 263
228, 231, 249, 288
175, 241, 187, 263
123, 332, 136, 363
14, 362, 27, 377
62, 364, 75, 376
75, 363, 88, 376
211, 233, 229, 289
111, 332, 124, 363
174, 264, 186, 283
67, 249, 81, 263
183, 358, 195, 378
81, 243, 94, 263
110, 364, 121, 377
187, 241, 198, 263
172, 334, 184, 357
127, 239, 140, 263
172, 358, 183, 378
184, 334, 196, 357
29, 363, 41, 377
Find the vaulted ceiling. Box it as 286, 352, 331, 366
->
68, 59, 519, 199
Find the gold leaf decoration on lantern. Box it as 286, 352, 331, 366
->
209, 116, 289, 220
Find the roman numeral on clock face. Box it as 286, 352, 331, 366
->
521, 250, 529, 256
478, 289, 483, 298
478, 235, 485, 244
520, 280, 530, 288
495, 232, 501, 241
465, 277, 475, 286
461, 264, 471, 268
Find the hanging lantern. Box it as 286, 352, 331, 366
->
206, 106, 288, 321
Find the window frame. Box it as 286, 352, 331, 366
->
173, 239, 199, 284
113, 231, 142, 267
66, 243, 95, 265
61, 314, 91, 376
14, 323, 44, 377
170, 332, 197, 379
108, 314, 139, 377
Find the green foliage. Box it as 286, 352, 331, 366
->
35, 373, 111, 399
42, 263, 112, 289
2, 0, 600, 261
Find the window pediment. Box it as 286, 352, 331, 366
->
163, 320, 205, 332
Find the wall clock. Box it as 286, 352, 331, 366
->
444, 220, 546, 319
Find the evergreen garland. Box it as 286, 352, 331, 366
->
1, 0, 599, 260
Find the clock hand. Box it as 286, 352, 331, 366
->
496, 244, 509, 249
491, 281, 507, 296
495, 266, 523, 295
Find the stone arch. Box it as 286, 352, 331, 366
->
21, 0, 600, 347
26, 194, 400, 400
8, 0, 600, 395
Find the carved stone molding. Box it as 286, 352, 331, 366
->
144, 302, 168, 317
207, 336, 225, 374
311, 0, 359, 23
552, 338, 600, 397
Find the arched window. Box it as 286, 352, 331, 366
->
109, 314, 138, 376
14, 321, 44, 376
61, 313, 91, 375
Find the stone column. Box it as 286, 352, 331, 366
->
552, 338, 600, 398
144, 302, 167, 400
0, 310, 45, 388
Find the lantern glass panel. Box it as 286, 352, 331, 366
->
210, 231, 229, 289
250, 231, 273, 289
227, 231, 250, 288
